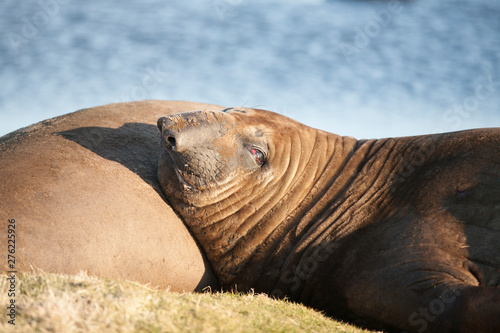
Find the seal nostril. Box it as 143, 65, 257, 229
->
167, 136, 176, 148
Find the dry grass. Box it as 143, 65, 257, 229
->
0, 272, 374, 332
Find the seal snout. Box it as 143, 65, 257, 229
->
158, 112, 228, 154
157, 116, 181, 151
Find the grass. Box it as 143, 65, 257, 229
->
0, 272, 375, 333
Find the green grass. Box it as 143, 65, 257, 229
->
0, 272, 375, 332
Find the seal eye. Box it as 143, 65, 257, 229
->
251, 148, 266, 166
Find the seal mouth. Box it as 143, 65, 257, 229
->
173, 166, 195, 190
163, 149, 196, 190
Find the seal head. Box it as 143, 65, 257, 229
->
157, 108, 268, 208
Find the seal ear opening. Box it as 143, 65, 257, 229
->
157, 117, 165, 132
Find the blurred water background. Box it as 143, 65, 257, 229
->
1, 0, 499, 139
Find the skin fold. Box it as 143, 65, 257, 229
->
158, 107, 500, 332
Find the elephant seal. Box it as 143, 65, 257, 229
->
157, 107, 500, 332
0, 100, 219, 292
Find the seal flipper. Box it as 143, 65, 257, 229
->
303, 210, 500, 333
446, 285, 500, 332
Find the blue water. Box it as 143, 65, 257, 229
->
1, 0, 499, 139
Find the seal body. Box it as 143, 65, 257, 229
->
0, 100, 220, 292
157, 107, 500, 332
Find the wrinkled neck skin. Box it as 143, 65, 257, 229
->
158, 109, 409, 298
162, 116, 389, 291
